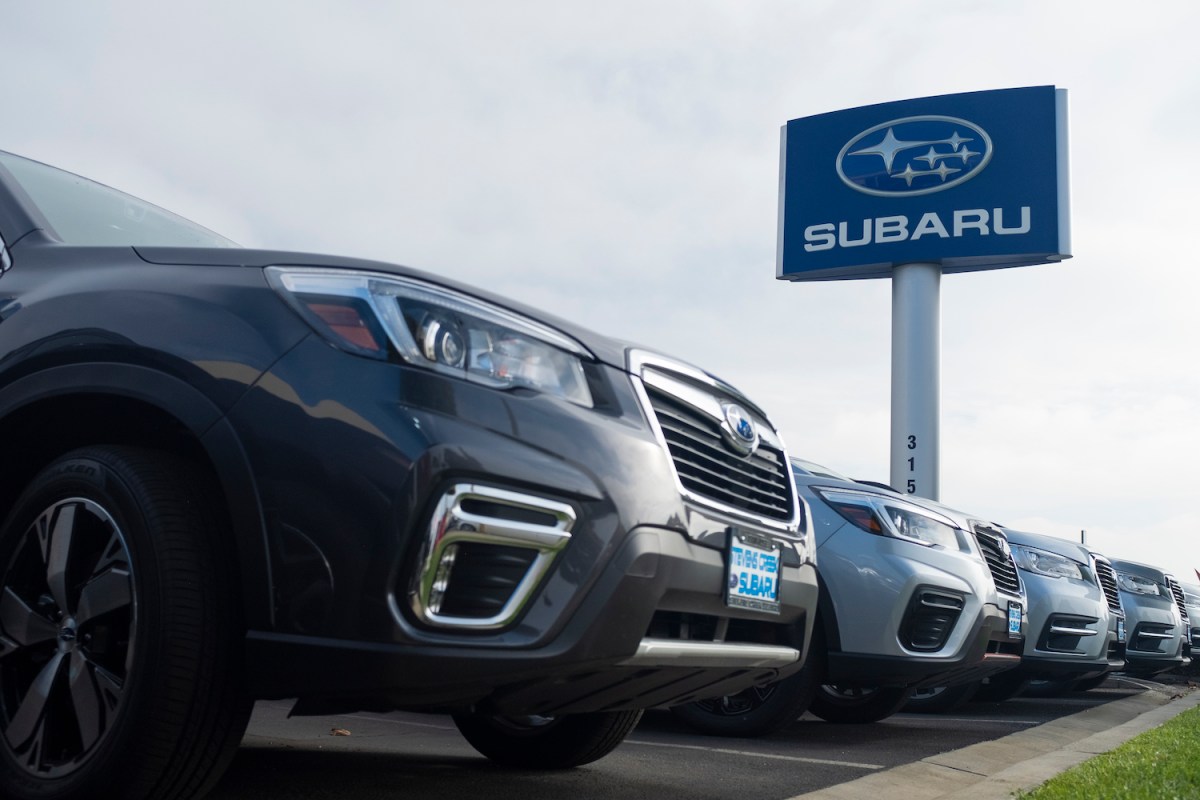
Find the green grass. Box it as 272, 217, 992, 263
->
1018, 703, 1200, 799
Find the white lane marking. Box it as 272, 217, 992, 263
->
336, 713, 456, 731
893, 715, 1041, 725
624, 739, 884, 770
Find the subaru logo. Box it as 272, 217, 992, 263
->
836, 115, 992, 197
719, 403, 758, 457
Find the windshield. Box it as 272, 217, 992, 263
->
0, 151, 237, 248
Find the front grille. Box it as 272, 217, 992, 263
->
645, 386, 794, 522
1166, 575, 1190, 623
1093, 557, 1122, 612
973, 526, 1021, 595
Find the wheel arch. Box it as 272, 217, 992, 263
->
0, 362, 273, 630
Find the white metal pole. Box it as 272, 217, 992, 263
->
890, 262, 940, 500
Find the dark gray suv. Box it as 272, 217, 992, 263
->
0, 151, 819, 800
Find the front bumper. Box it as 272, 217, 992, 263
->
247, 524, 819, 714
1007, 573, 1125, 681
826, 601, 1021, 689
1121, 594, 1190, 677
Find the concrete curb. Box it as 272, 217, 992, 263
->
788, 684, 1200, 800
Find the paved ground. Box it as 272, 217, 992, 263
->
207, 677, 1197, 800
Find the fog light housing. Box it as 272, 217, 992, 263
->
399, 484, 576, 630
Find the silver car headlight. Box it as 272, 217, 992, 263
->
814, 487, 964, 550
1011, 544, 1084, 581
1116, 572, 1162, 596
267, 267, 594, 407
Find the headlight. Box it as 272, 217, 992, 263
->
267, 267, 594, 406
1116, 572, 1162, 596
815, 488, 963, 550
1010, 545, 1084, 580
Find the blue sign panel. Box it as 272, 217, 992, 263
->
777, 86, 1070, 281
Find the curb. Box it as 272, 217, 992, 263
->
788, 683, 1200, 799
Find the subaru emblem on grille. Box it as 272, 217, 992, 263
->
720, 403, 759, 457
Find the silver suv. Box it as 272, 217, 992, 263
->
1110, 558, 1191, 678
670, 459, 1024, 734
972, 530, 1125, 698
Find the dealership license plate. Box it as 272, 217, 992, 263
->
1008, 602, 1023, 637
726, 529, 781, 614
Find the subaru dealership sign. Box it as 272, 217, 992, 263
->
777, 86, 1070, 281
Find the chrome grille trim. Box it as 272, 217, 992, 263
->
972, 525, 1022, 595
628, 350, 800, 535
1092, 556, 1123, 613
1166, 575, 1190, 623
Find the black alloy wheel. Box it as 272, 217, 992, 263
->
0, 498, 135, 778
0, 447, 251, 800
807, 683, 911, 724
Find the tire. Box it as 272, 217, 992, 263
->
972, 672, 1030, 703
670, 628, 825, 737
0, 447, 251, 800
808, 683, 911, 724
902, 682, 981, 713
452, 710, 642, 769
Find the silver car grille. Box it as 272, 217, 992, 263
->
972, 526, 1022, 595
1166, 575, 1190, 623
631, 353, 798, 531
1092, 556, 1123, 613
645, 387, 793, 521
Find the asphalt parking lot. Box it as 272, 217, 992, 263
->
208, 685, 1151, 800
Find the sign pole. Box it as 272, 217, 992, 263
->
890, 262, 940, 500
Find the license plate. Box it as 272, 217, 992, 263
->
1117, 617, 1126, 643
1007, 602, 1023, 637
726, 529, 781, 614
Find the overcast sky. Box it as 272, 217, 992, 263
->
6, 2, 1199, 583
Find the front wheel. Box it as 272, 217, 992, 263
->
0, 447, 250, 800
808, 684, 910, 724
452, 710, 642, 768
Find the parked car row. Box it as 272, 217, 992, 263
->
672, 458, 1193, 735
